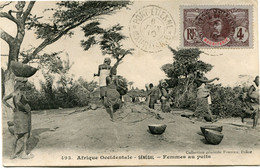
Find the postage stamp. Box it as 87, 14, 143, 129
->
129, 5, 176, 53
181, 6, 253, 48
0, 0, 259, 167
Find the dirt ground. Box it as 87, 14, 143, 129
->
2, 102, 260, 166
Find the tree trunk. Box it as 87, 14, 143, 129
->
2, 70, 15, 122
8, 41, 20, 68
1, 68, 5, 98
2, 42, 21, 122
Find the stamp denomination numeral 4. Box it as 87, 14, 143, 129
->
182, 7, 252, 48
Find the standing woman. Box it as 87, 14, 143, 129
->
104, 76, 121, 122
248, 76, 259, 128
2, 77, 33, 159
193, 72, 219, 121
94, 58, 111, 105
159, 80, 171, 112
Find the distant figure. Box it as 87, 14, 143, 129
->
193, 72, 219, 122
248, 76, 259, 128
239, 87, 254, 123
104, 76, 121, 122
159, 80, 171, 112
2, 77, 33, 159
94, 58, 111, 105
147, 83, 160, 109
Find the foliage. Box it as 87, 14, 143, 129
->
38, 52, 63, 73
0, 1, 131, 66
169, 85, 197, 110
161, 47, 212, 79
167, 83, 244, 118
209, 84, 243, 118
128, 88, 146, 98
24, 82, 51, 110
25, 77, 99, 110
161, 47, 213, 106
22, 1, 132, 63
162, 48, 244, 118
81, 23, 134, 66
77, 76, 98, 92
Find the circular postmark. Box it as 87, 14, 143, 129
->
129, 5, 176, 53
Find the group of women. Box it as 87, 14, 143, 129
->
147, 80, 171, 113
146, 73, 259, 128
2, 58, 259, 160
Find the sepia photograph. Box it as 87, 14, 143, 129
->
0, 0, 259, 166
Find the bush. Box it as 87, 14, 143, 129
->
168, 83, 244, 118
24, 78, 96, 110
24, 82, 51, 110
209, 84, 243, 118
169, 85, 196, 110
56, 84, 90, 108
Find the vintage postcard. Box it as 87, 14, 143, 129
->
0, 0, 259, 166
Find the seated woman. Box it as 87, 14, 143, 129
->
104, 76, 121, 122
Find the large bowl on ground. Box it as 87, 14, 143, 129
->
204, 129, 224, 145
148, 124, 167, 135
11, 61, 38, 78
200, 125, 223, 135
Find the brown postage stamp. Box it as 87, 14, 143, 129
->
181, 6, 253, 48
0, 0, 259, 167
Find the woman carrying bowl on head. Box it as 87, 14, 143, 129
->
2, 77, 33, 159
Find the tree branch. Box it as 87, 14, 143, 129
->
23, 14, 96, 64
22, 1, 35, 22
0, 11, 19, 25
118, 54, 126, 62
0, 28, 15, 44
0, 2, 12, 9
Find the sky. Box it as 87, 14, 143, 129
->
0, 0, 259, 89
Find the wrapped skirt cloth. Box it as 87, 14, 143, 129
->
193, 97, 209, 118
